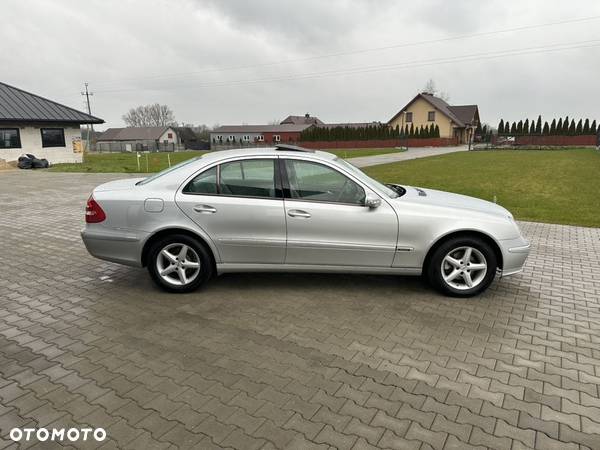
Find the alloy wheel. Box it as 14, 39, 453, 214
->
156, 243, 201, 286
441, 246, 487, 291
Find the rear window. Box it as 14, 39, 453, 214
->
137, 157, 200, 185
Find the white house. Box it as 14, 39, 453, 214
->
0, 81, 103, 164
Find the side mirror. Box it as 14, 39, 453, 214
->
364, 193, 381, 209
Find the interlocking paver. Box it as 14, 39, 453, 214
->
1, 171, 600, 449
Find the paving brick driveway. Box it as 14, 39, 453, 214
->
1, 171, 600, 450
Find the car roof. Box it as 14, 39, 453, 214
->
199, 147, 337, 163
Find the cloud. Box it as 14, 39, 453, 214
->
1, 0, 599, 128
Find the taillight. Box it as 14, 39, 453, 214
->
86, 196, 106, 223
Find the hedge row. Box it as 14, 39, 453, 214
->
497, 116, 598, 136
299, 123, 440, 141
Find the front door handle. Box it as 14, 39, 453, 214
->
193, 204, 217, 214
288, 209, 311, 218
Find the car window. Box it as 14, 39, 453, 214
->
183, 166, 217, 194
285, 160, 365, 205
138, 157, 200, 186
220, 159, 277, 198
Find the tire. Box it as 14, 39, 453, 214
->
427, 236, 497, 298
147, 234, 213, 293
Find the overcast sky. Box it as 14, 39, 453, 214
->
3, 0, 600, 129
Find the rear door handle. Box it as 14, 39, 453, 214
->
288, 209, 311, 218
193, 204, 217, 214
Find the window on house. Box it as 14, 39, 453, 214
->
229, 135, 235, 142
0, 128, 21, 149
167, 132, 173, 138
243, 135, 250, 141
41, 128, 65, 147
405, 112, 413, 123
273, 135, 281, 142
428, 111, 436, 121
216, 135, 223, 141
258, 135, 264, 142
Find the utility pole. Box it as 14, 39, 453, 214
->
81, 82, 94, 151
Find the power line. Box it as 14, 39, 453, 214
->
90, 14, 600, 88
94, 39, 600, 93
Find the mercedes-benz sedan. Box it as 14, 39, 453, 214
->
82, 145, 530, 297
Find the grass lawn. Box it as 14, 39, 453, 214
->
364, 148, 600, 228
49, 151, 206, 173
50, 147, 402, 173
325, 148, 405, 158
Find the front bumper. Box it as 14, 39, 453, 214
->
81, 227, 145, 267
499, 236, 531, 277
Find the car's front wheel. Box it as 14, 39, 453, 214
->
427, 236, 497, 297
147, 234, 212, 293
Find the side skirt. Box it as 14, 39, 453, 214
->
216, 263, 422, 276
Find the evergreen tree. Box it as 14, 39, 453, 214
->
516, 120, 524, 135
576, 119, 583, 135
510, 122, 517, 134
563, 116, 570, 134
409, 123, 414, 138
434, 124, 440, 138
498, 119, 504, 135
550, 119, 557, 135
556, 118, 563, 135
568, 119, 576, 135
543, 121, 550, 135
523, 119, 530, 135
504, 121, 511, 135
529, 121, 535, 135
404, 124, 410, 137
583, 119, 590, 134
591, 119, 597, 134
535, 115, 542, 134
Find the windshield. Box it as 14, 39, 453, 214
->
335, 158, 399, 198
137, 157, 201, 185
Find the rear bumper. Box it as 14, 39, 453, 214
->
81, 227, 145, 267
499, 236, 530, 277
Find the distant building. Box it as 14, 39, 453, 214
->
96, 126, 182, 152
388, 93, 480, 144
0, 81, 103, 164
210, 124, 313, 147
280, 113, 324, 125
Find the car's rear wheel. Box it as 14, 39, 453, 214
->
427, 236, 497, 297
147, 234, 212, 293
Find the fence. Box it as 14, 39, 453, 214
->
93, 141, 186, 153
491, 134, 597, 147
298, 137, 459, 149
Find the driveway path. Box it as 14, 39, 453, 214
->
348, 145, 468, 167
1, 171, 600, 449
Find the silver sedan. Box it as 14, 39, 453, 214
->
82, 145, 530, 297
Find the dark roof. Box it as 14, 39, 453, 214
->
389, 93, 479, 127
97, 127, 173, 141
212, 124, 313, 133
280, 115, 324, 125
447, 105, 479, 126
317, 121, 383, 129
0, 81, 103, 124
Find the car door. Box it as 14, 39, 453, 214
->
175, 157, 286, 264
282, 158, 398, 267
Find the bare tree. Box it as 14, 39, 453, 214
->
122, 103, 177, 127
423, 79, 437, 95
422, 79, 450, 101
